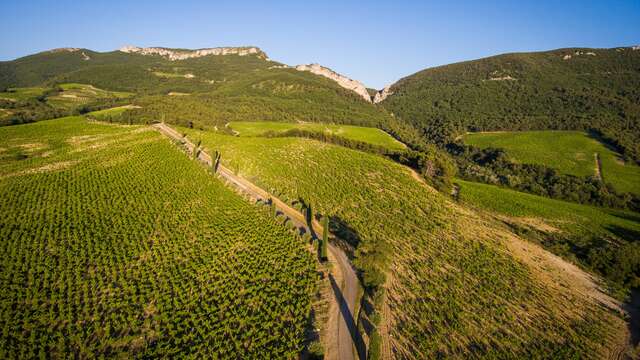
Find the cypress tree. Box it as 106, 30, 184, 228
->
306, 202, 312, 225
211, 151, 220, 172
321, 216, 329, 261
214, 153, 221, 172
270, 198, 276, 218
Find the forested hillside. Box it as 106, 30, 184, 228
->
380, 47, 640, 163
0, 47, 392, 128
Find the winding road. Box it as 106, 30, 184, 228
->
153, 123, 364, 360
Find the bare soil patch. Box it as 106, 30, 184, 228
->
2, 160, 79, 179
18, 142, 47, 151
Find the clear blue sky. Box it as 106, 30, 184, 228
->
1, 0, 639, 88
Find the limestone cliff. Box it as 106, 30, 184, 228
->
47, 48, 81, 53
295, 64, 372, 102
119, 46, 267, 61
373, 85, 393, 103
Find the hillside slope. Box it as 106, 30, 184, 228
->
0, 117, 316, 357
180, 126, 631, 358
379, 46, 640, 163
0, 46, 393, 129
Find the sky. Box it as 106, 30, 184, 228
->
1, 0, 639, 88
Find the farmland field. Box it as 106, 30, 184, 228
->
464, 130, 640, 194
0, 117, 316, 358
228, 121, 406, 151
179, 126, 627, 358
86, 105, 140, 120
46, 83, 133, 109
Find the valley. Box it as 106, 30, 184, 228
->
1, 42, 639, 359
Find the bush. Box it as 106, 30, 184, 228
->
368, 329, 382, 360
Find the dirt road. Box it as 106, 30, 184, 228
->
153, 123, 364, 360
594, 152, 603, 181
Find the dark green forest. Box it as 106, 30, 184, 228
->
381, 47, 640, 164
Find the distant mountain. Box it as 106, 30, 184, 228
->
0, 46, 393, 129
378, 46, 640, 162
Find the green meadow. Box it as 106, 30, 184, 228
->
228, 121, 406, 151
464, 130, 640, 194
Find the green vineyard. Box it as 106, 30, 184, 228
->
179, 126, 627, 358
0, 117, 316, 358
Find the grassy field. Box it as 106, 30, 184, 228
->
87, 105, 140, 120
464, 130, 640, 194
180, 126, 627, 358
0, 117, 316, 358
229, 121, 406, 151
456, 179, 640, 238
456, 178, 640, 293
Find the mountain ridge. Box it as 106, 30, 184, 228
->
118, 45, 268, 60
377, 45, 640, 163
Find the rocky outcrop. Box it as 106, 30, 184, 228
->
563, 50, 597, 60
119, 46, 267, 60
632, 46, 640, 51
295, 64, 372, 102
373, 85, 393, 103
488, 75, 517, 81
47, 48, 81, 53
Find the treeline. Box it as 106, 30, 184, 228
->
263, 128, 456, 192
450, 143, 640, 211
0, 98, 66, 126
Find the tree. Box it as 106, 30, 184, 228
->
320, 217, 329, 261
214, 152, 221, 172
270, 198, 276, 218
306, 202, 312, 225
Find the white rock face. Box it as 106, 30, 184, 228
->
119, 46, 266, 60
564, 51, 598, 60
48, 48, 81, 53
632, 46, 640, 51
295, 64, 372, 102
488, 75, 517, 81
373, 85, 393, 103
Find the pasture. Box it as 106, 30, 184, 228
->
464, 130, 640, 194
228, 121, 406, 151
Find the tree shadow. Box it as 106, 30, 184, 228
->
624, 290, 640, 350
296, 197, 318, 240
358, 295, 376, 337
329, 215, 362, 258
329, 274, 366, 360
586, 129, 626, 155
604, 209, 640, 224
606, 224, 640, 243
